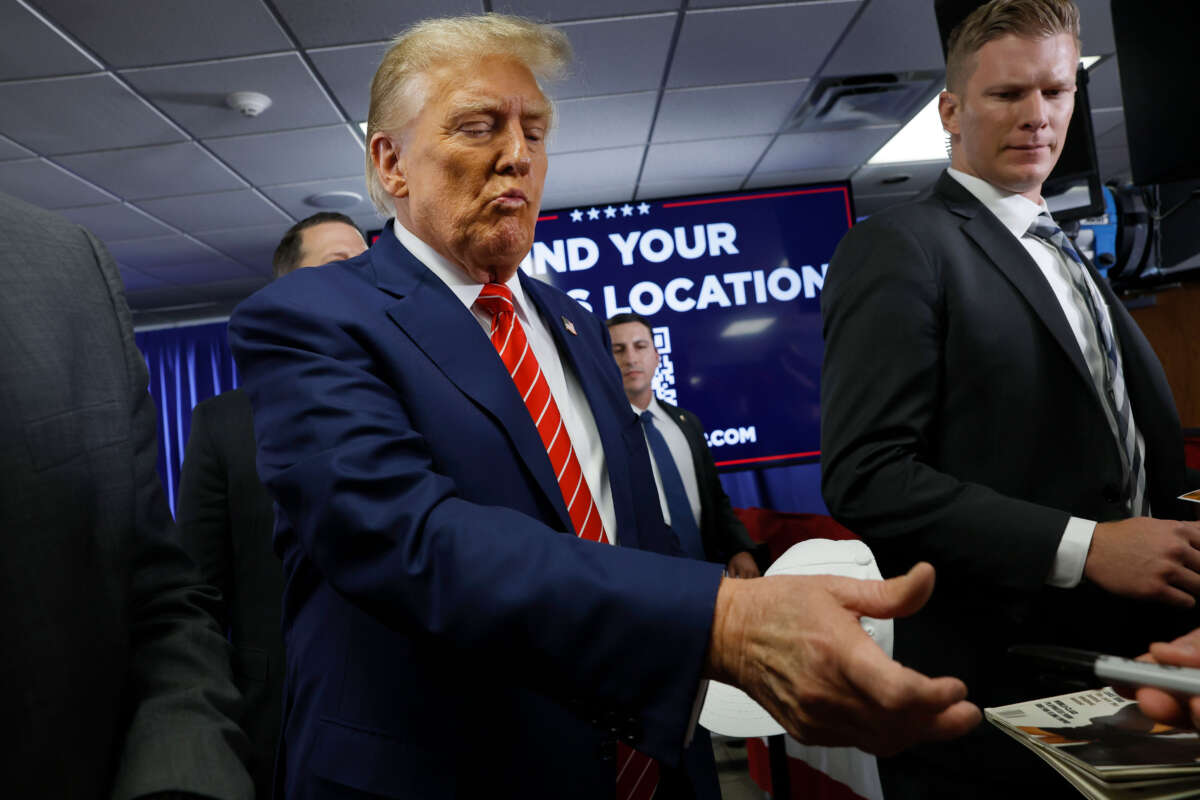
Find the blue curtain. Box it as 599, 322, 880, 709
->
135, 320, 238, 515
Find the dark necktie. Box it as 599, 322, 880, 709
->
1027, 213, 1147, 515
640, 410, 705, 560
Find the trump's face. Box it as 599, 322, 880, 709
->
940, 32, 1077, 202
383, 54, 550, 284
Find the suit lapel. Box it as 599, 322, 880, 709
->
373, 225, 573, 533
937, 174, 1095, 394
520, 273, 645, 548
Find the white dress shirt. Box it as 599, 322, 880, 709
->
633, 397, 703, 530
946, 168, 1146, 588
393, 219, 618, 543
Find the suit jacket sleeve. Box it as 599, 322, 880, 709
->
176, 399, 234, 632
820, 216, 1068, 594
86, 229, 252, 800
676, 408, 761, 565
228, 283, 721, 762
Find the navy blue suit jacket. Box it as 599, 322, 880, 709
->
229, 223, 723, 799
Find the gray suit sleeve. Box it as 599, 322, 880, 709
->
83, 229, 252, 800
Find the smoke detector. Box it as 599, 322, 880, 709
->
225, 91, 272, 117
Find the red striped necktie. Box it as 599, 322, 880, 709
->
473, 282, 659, 800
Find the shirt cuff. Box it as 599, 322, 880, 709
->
1046, 516, 1096, 588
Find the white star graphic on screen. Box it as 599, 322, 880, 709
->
620, 204, 634, 217
603, 205, 617, 219
569, 208, 583, 222
587, 207, 601, 220
637, 202, 651, 215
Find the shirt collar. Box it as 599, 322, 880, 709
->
946, 167, 1051, 239
631, 395, 663, 420
392, 218, 534, 320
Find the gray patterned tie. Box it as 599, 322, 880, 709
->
1027, 212, 1147, 516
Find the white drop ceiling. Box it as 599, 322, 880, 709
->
0, 0, 1131, 325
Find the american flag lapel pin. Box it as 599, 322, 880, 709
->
562, 315, 577, 335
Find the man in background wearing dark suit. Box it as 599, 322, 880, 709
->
819, 1, 1200, 797
175, 211, 366, 797
607, 312, 764, 578
607, 311, 766, 799
0, 189, 252, 798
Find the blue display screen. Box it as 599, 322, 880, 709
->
523, 183, 854, 470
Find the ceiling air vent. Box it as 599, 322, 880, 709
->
784, 71, 943, 133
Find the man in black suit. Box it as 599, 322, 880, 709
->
175, 211, 366, 797
607, 312, 764, 578
0, 190, 252, 798
819, 1, 1200, 797
607, 312, 767, 799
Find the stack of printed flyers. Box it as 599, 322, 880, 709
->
986, 687, 1200, 799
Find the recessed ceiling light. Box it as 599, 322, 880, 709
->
358, 122, 368, 135
1081, 55, 1101, 69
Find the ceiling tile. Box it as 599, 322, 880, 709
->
496, 0, 680, 21
195, 224, 291, 273
119, 265, 171, 292
855, 191, 921, 217
690, 0, 845, 6
668, 3, 860, 88
1095, 120, 1126, 151
653, 80, 808, 143
55, 142, 244, 201
0, 134, 34, 163
823, 0, 945, 76
309, 43, 388, 123
757, 125, 897, 172
273, 0, 484, 48
1097, 147, 1130, 182
545, 145, 645, 199
1087, 56, 1123, 110
0, 2, 99, 80
136, 189, 292, 234
552, 16, 677, 99
35, 0, 290, 68
641, 136, 772, 182
550, 93, 657, 153
744, 165, 853, 189
852, 159, 947, 197
259, 176, 380, 221
541, 184, 638, 212
0, 159, 114, 209
0, 74, 184, 156
108, 235, 225, 270
1091, 108, 1124, 140
1076, 0, 1116, 57
205, 125, 366, 186
124, 53, 343, 139
140, 256, 257, 284
58, 203, 174, 241
635, 174, 745, 201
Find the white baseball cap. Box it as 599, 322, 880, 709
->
698, 538, 894, 738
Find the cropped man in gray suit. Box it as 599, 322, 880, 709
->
176, 211, 366, 797
0, 190, 252, 799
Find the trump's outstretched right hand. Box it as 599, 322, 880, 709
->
704, 562, 981, 756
